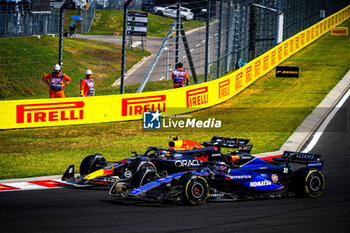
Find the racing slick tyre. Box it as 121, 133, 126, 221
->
291, 168, 325, 198
130, 167, 159, 188
181, 174, 209, 205
80, 153, 108, 176
127, 159, 156, 174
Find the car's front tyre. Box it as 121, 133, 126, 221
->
181, 174, 209, 205
79, 153, 108, 176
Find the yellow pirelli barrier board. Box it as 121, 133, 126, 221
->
1, 5, 349, 130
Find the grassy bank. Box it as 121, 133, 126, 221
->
85, 10, 206, 37
0, 20, 349, 179
0, 36, 150, 100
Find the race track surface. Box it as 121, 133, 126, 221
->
1, 97, 349, 233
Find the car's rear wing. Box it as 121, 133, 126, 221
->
203, 136, 250, 149
238, 145, 253, 153
272, 151, 324, 170
282, 151, 321, 161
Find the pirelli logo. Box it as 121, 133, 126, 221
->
121, 95, 166, 116
278, 47, 283, 61
283, 43, 289, 57
289, 39, 294, 54
263, 55, 269, 71
301, 33, 305, 46
271, 50, 276, 66
255, 60, 261, 77
235, 72, 243, 91
16, 101, 84, 124
218, 79, 230, 99
246, 66, 252, 83
320, 22, 324, 34
306, 30, 310, 43
331, 27, 348, 36
295, 37, 300, 50
186, 87, 208, 108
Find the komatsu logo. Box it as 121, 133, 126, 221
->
122, 95, 166, 116
16, 101, 84, 123
249, 180, 271, 187
186, 87, 209, 108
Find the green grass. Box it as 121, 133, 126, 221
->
0, 20, 349, 179
85, 10, 206, 37
0, 35, 150, 100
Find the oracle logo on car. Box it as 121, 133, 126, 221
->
186, 87, 208, 108
121, 95, 166, 116
16, 101, 84, 124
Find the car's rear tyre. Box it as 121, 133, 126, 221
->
80, 153, 108, 176
130, 167, 159, 188
292, 168, 325, 198
181, 174, 209, 205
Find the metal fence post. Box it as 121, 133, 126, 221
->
164, 47, 169, 80
225, 0, 231, 73
120, 0, 133, 94
216, 0, 223, 79
175, 0, 181, 66
58, 7, 64, 68
275, 0, 284, 45
248, 3, 256, 61
137, 22, 177, 93
204, 0, 210, 82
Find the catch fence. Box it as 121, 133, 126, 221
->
0, 0, 348, 100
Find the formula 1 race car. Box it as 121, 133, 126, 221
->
61, 136, 251, 187
109, 151, 326, 205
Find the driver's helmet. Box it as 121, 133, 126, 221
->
159, 150, 168, 158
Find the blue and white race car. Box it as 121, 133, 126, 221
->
109, 151, 325, 205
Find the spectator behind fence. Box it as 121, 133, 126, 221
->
42, 64, 71, 98
172, 62, 189, 88
69, 19, 76, 37
80, 69, 95, 97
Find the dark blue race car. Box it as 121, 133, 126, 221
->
62, 137, 251, 186
109, 151, 325, 205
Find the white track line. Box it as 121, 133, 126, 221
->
303, 88, 350, 153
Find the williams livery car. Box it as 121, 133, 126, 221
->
109, 151, 325, 205
61, 137, 251, 186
